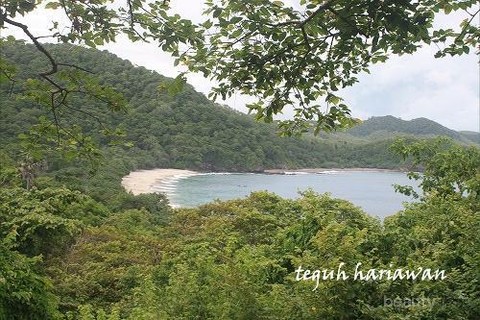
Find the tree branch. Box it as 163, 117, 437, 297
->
263, 0, 335, 28
301, 26, 311, 50
1, 15, 58, 78
57, 63, 95, 74
300, 0, 335, 27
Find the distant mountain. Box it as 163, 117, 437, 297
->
345, 116, 479, 145
459, 131, 480, 144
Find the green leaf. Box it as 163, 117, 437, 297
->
213, 8, 222, 18
94, 37, 104, 46
45, 2, 61, 10
443, 4, 452, 14
202, 20, 213, 29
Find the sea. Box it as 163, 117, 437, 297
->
152, 170, 419, 219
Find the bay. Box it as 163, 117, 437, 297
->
159, 171, 419, 219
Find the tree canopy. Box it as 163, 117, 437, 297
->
1, 0, 478, 135
1, 133, 479, 318
1, 3, 479, 318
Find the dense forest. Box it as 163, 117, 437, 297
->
1, 39, 479, 319
1, 40, 334, 172
2, 41, 476, 177
340, 116, 479, 144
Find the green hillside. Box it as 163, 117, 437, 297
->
460, 130, 480, 144
345, 115, 478, 144
0, 41, 317, 170
0, 40, 406, 172
2, 40, 475, 178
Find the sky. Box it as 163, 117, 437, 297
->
2, 1, 479, 132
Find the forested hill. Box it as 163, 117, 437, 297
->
459, 130, 480, 144
0, 40, 337, 171
0, 40, 475, 173
345, 115, 479, 144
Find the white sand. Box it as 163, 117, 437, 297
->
121, 169, 198, 196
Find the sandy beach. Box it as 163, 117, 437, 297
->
121, 168, 198, 196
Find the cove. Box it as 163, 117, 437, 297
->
153, 170, 419, 219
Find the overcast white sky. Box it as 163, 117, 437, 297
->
2, 1, 479, 132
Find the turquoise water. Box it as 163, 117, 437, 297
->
158, 171, 419, 219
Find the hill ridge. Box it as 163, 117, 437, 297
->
346, 115, 478, 144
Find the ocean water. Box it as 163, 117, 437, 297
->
154, 171, 419, 219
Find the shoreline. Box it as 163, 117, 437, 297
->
121, 167, 405, 196
263, 168, 405, 174
121, 167, 410, 210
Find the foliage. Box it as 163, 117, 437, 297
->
379, 195, 480, 319
179, 0, 479, 134
48, 212, 164, 315
5, 41, 475, 176
49, 140, 478, 319
0, 234, 61, 320
391, 137, 480, 203
110, 194, 171, 227
0, 37, 126, 164
347, 115, 478, 145
0, 138, 478, 319
1, 0, 478, 136
0, 186, 108, 257
52, 184, 476, 319
0, 151, 22, 189
0, 1, 479, 318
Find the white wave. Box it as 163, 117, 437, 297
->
154, 186, 175, 191
317, 170, 341, 175
196, 172, 236, 176
284, 171, 310, 175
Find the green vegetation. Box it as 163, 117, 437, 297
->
346, 116, 479, 145
1, 41, 476, 182
0, 43, 479, 318
1, 0, 478, 134
1, 138, 479, 319
1, 1, 479, 318
178, 0, 479, 134
0, 40, 394, 174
